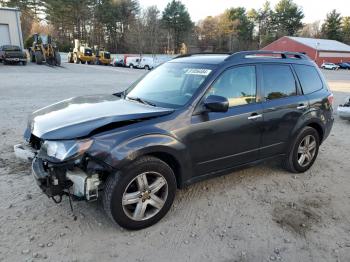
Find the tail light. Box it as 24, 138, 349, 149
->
327, 93, 334, 105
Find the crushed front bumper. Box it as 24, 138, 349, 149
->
14, 144, 101, 201
31, 157, 100, 201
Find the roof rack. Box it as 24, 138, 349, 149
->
173, 52, 232, 59
225, 50, 309, 61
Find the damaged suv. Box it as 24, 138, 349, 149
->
15, 51, 334, 229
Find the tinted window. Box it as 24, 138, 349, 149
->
262, 65, 296, 100
294, 65, 323, 94
208, 66, 256, 107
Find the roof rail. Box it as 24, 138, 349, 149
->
173, 52, 232, 59
224, 50, 309, 61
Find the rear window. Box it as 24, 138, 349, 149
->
293, 65, 323, 94
261, 64, 297, 100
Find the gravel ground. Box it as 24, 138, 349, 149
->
0, 62, 350, 262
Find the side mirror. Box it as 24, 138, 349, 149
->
203, 95, 229, 113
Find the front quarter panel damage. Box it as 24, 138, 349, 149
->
88, 133, 193, 186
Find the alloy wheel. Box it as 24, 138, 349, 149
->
297, 135, 317, 167
122, 172, 168, 221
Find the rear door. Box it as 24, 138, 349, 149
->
259, 63, 309, 158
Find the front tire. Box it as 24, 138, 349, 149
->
103, 156, 177, 230
283, 126, 320, 173
73, 54, 80, 64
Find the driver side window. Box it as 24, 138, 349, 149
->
208, 66, 257, 107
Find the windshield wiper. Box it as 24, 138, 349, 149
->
114, 90, 126, 98
127, 96, 156, 107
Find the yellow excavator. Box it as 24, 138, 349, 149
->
95, 50, 112, 65
67, 39, 95, 64
29, 33, 61, 66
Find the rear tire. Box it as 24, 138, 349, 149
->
54, 52, 61, 66
283, 126, 320, 173
67, 53, 73, 63
102, 156, 177, 230
35, 51, 43, 65
129, 64, 134, 69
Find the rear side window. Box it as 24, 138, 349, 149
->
261, 64, 296, 100
293, 65, 323, 94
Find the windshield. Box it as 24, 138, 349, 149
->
126, 62, 214, 108
3, 45, 21, 51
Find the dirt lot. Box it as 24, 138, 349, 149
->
0, 63, 349, 262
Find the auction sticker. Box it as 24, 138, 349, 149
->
185, 68, 212, 76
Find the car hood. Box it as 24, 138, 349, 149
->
28, 94, 174, 140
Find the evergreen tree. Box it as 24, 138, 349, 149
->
321, 9, 343, 41
162, 0, 193, 53
227, 7, 254, 51
249, 1, 275, 48
273, 0, 304, 37
341, 16, 350, 44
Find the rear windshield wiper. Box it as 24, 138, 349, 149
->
127, 96, 156, 107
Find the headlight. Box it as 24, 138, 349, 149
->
40, 139, 93, 161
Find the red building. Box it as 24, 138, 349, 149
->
261, 36, 350, 66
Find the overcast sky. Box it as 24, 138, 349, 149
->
140, 0, 350, 23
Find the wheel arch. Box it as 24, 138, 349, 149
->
93, 134, 192, 188
307, 122, 324, 143
287, 116, 326, 153
146, 151, 183, 188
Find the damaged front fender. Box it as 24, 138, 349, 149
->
88, 133, 193, 186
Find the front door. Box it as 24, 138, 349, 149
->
188, 65, 264, 176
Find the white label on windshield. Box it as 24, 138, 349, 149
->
185, 68, 212, 76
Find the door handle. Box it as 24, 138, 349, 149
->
297, 104, 307, 110
248, 114, 262, 120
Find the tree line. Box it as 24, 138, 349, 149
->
1, 0, 350, 54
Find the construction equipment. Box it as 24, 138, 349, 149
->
95, 50, 112, 65
29, 34, 61, 66
67, 39, 95, 64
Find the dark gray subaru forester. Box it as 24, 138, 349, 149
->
15, 51, 334, 229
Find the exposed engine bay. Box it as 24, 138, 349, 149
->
14, 137, 103, 205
